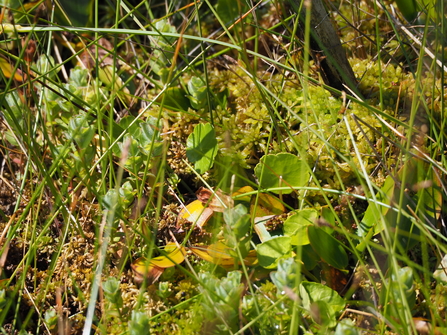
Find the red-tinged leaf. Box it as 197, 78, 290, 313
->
130, 243, 185, 284
321, 263, 349, 294
131, 258, 164, 284
196, 187, 233, 212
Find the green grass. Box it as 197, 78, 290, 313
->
0, 0, 446, 334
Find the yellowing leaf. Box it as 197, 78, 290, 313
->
252, 193, 286, 217
233, 186, 285, 217
189, 246, 214, 262
177, 200, 214, 229
131, 258, 164, 284
0, 56, 26, 82
130, 243, 186, 284
232, 186, 254, 202
243, 250, 258, 266
206, 241, 235, 261
190, 242, 258, 267
149, 244, 186, 268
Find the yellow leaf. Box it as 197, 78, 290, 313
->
0, 56, 25, 82
253, 193, 285, 216
149, 244, 186, 268
206, 241, 235, 263
189, 246, 214, 263
177, 200, 214, 229
232, 186, 254, 202
131, 258, 164, 284
190, 242, 258, 267
130, 243, 186, 284
244, 250, 258, 266
233, 186, 285, 216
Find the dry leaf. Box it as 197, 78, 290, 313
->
196, 187, 233, 212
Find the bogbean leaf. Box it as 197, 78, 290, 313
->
186, 123, 218, 174
300, 281, 346, 328
254, 153, 309, 194
157, 87, 190, 111
187, 76, 208, 110
308, 225, 348, 270
284, 208, 318, 245
257, 236, 292, 268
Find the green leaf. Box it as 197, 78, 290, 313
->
300, 281, 345, 328
102, 189, 120, 211
103, 277, 123, 308
140, 117, 163, 156
254, 153, 309, 194
157, 87, 190, 111
302, 244, 319, 271
151, 19, 177, 47
44, 308, 58, 330
50, 0, 94, 26
381, 267, 416, 316
394, 0, 419, 22
119, 115, 142, 139
187, 76, 208, 110
358, 174, 394, 238
334, 319, 361, 335
284, 208, 318, 245
69, 66, 89, 88
308, 225, 348, 270
129, 311, 150, 335
66, 113, 96, 150
309, 300, 333, 328
270, 257, 299, 292
215, 0, 247, 25
359, 157, 441, 251
186, 123, 218, 174
257, 236, 292, 269
119, 181, 136, 208
4, 91, 25, 132
224, 204, 250, 239
35, 55, 59, 80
